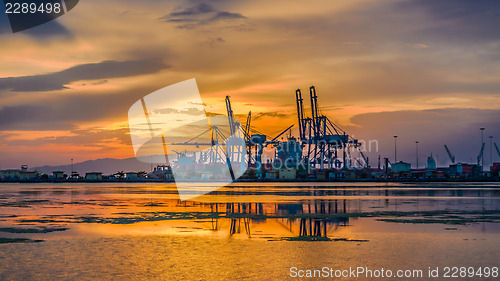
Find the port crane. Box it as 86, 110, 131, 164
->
357, 148, 369, 168
477, 142, 485, 165
444, 145, 456, 164
225, 96, 237, 135
495, 143, 500, 160
266, 125, 295, 145
353, 148, 370, 168
295, 86, 362, 170
224, 96, 248, 172
244, 111, 251, 143
223, 96, 298, 173
167, 96, 248, 168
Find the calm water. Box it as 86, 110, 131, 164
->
0, 182, 499, 280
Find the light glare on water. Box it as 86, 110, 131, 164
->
0, 182, 499, 280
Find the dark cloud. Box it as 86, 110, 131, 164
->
0, 104, 77, 131
253, 112, 289, 120
395, 0, 500, 43
91, 80, 108, 85
209, 11, 245, 22
0, 105, 66, 130
160, 2, 245, 28
0, 59, 168, 92
259, 0, 500, 49
200, 37, 225, 47
169, 3, 214, 16
0, 84, 162, 131
20, 20, 72, 40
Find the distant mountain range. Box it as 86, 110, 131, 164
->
33, 157, 162, 175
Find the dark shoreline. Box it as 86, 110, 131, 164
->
1, 178, 499, 184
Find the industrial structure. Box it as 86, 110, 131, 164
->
142, 85, 498, 181
155, 85, 371, 180
295, 86, 367, 170
2, 85, 498, 182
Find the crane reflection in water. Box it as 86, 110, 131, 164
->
204, 198, 350, 239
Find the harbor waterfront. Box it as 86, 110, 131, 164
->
2, 0, 500, 279
0, 182, 499, 280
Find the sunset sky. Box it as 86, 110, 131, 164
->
1, 0, 499, 169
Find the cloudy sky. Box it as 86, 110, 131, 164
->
0, 0, 499, 169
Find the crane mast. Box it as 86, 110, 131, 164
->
444, 145, 456, 164
295, 89, 304, 140
477, 143, 485, 165
225, 95, 236, 135
495, 143, 500, 159
294, 85, 360, 170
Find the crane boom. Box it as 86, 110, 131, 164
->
309, 86, 319, 138
295, 89, 304, 140
225, 96, 236, 135
444, 145, 455, 164
269, 125, 294, 143
244, 111, 251, 142
357, 148, 369, 168
477, 143, 485, 165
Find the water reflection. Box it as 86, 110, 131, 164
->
2, 183, 500, 281
1, 183, 500, 242
200, 200, 351, 239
